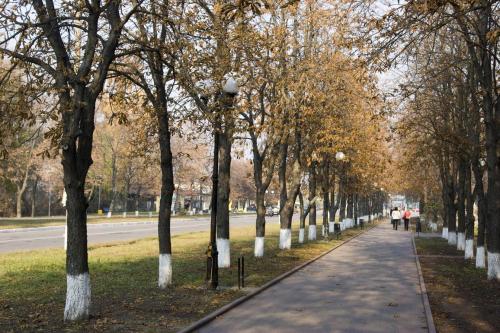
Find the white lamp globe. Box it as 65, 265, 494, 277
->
223, 77, 238, 95
335, 151, 345, 161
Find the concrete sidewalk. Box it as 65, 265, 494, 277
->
200, 223, 429, 333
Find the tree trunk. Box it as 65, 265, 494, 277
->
278, 142, 301, 250
107, 153, 117, 218
63, 99, 96, 321
278, 142, 289, 249
123, 181, 130, 217
216, 124, 232, 267
254, 190, 266, 257
464, 164, 475, 259
329, 170, 337, 231
322, 187, 329, 236
347, 194, 354, 219
321, 160, 330, 236
456, 159, 467, 250
16, 139, 34, 218
308, 162, 317, 241
446, 172, 457, 245
440, 171, 449, 239
298, 192, 306, 243
339, 192, 347, 222
250, 133, 277, 258
157, 105, 174, 289
472, 159, 487, 267
16, 190, 23, 218
485, 120, 500, 279
354, 194, 359, 227
31, 177, 38, 217
48, 182, 52, 217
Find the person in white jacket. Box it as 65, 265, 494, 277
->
391, 207, 401, 230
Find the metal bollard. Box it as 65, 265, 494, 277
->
237, 257, 241, 289
238, 255, 245, 289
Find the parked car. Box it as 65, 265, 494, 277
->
247, 204, 257, 212
266, 206, 274, 217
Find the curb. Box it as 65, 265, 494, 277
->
178, 221, 379, 333
412, 235, 437, 333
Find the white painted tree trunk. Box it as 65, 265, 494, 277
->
442, 227, 448, 239
107, 211, 112, 218
298, 228, 305, 243
64, 273, 91, 321
217, 238, 230, 268
487, 252, 500, 280
476, 246, 485, 268
279, 228, 291, 250
328, 222, 334, 233
308, 225, 316, 241
123, 212, 127, 217
135, 210, 139, 216
448, 231, 457, 245
457, 233, 465, 251
158, 254, 172, 288
254, 237, 264, 257
464, 239, 474, 259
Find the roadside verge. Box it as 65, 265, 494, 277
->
412, 235, 437, 333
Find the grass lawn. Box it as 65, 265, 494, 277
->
0, 212, 256, 230
415, 237, 500, 333
0, 220, 376, 332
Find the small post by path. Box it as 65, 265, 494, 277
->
415, 217, 422, 237
237, 255, 245, 289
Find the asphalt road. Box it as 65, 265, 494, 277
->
0, 214, 282, 253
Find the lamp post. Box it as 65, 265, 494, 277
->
207, 76, 238, 290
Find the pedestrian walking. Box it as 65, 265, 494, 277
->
403, 208, 411, 231
390, 207, 395, 229
391, 207, 401, 230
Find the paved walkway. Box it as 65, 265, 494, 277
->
200, 223, 429, 333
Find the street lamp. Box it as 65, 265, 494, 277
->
207, 76, 239, 290
335, 151, 345, 161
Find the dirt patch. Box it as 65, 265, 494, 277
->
416, 238, 500, 333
